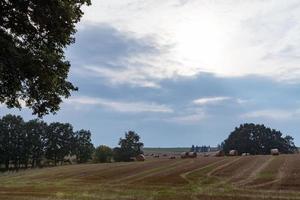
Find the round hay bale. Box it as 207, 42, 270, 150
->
242, 153, 249, 156
271, 149, 280, 156
181, 152, 188, 159
136, 154, 145, 161
229, 150, 238, 156
214, 150, 225, 157
188, 152, 197, 158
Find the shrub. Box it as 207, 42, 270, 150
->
93, 145, 113, 163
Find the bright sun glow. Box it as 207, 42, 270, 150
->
80, 1, 300, 82
172, 12, 228, 74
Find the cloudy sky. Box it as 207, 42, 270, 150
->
2, 0, 300, 147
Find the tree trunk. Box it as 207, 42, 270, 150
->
54, 156, 57, 166
31, 158, 35, 168
5, 160, 9, 171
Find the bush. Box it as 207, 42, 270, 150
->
93, 145, 113, 163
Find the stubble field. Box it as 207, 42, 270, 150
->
1, 154, 300, 200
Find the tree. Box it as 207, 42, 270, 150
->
74, 130, 94, 163
112, 147, 123, 162
223, 123, 298, 155
94, 145, 113, 163
0, 0, 91, 117
24, 119, 47, 168
195, 146, 200, 153
0, 115, 25, 170
113, 131, 144, 162
44, 122, 74, 165
283, 135, 298, 154
190, 145, 195, 152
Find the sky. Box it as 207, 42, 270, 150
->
2, 0, 300, 147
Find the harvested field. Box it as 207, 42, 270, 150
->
1, 154, 300, 200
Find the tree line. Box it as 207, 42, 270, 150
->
0, 114, 94, 171
190, 145, 211, 153
222, 123, 298, 155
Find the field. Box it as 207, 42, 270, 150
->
1, 154, 300, 200
143, 147, 190, 154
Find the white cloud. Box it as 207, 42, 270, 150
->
64, 96, 173, 113
241, 109, 300, 120
83, 66, 160, 88
77, 0, 300, 86
193, 96, 230, 105
166, 113, 206, 124
236, 98, 250, 105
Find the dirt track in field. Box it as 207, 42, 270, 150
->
1, 154, 300, 200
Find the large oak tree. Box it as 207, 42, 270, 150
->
222, 123, 298, 155
0, 0, 90, 116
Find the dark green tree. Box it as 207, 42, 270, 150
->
0, 115, 25, 170
112, 147, 123, 162
113, 131, 144, 162
190, 145, 195, 152
24, 119, 47, 168
44, 122, 74, 166
94, 145, 113, 163
0, 116, 11, 170
0, 0, 90, 117
74, 130, 94, 163
223, 123, 297, 155
283, 135, 298, 153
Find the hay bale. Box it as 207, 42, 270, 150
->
136, 154, 145, 161
181, 152, 188, 159
229, 150, 238, 156
241, 152, 251, 156
271, 149, 280, 156
214, 150, 225, 157
188, 152, 197, 158
181, 152, 197, 158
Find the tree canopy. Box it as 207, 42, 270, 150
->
0, 0, 90, 116
74, 130, 95, 163
93, 145, 113, 163
222, 123, 298, 155
113, 131, 144, 162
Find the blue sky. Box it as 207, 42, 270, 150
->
2, 0, 300, 147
